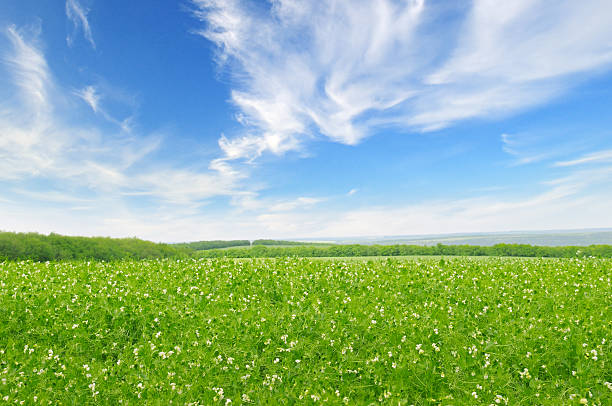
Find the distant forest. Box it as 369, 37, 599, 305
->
0, 231, 611, 261
0, 232, 188, 261
174, 240, 251, 250
174, 239, 316, 250
197, 243, 612, 259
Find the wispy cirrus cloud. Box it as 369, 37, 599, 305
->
253, 165, 612, 239
4, 25, 50, 112
65, 0, 95, 49
269, 197, 325, 213
554, 149, 612, 167
73, 84, 135, 132
0, 23, 342, 241
0, 25, 244, 208
500, 132, 569, 166
3, 162, 611, 242
74, 85, 100, 113
193, 0, 612, 162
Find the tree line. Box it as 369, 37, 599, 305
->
1, 231, 611, 261
251, 239, 315, 246
196, 243, 612, 259
172, 239, 315, 250
174, 240, 251, 250
0, 232, 189, 261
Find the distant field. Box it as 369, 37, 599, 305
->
1, 257, 610, 404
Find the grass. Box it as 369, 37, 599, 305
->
0, 257, 610, 404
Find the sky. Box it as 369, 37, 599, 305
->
1, 0, 611, 242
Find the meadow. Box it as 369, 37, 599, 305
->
0, 257, 610, 405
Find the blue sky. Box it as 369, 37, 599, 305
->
1, 0, 611, 242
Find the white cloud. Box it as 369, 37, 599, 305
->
2, 160, 611, 241
554, 149, 612, 167
268, 197, 324, 212
73, 84, 137, 132
66, 0, 95, 48
74, 85, 100, 113
4, 25, 50, 112
193, 0, 612, 162
193, 0, 426, 160
248, 165, 612, 239
0, 25, 246, 210
429, 0, 612, 84
500, 133, 558, 166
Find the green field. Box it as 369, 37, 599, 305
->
1, 257, 610, 404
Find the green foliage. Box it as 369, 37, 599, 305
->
0, 257, 610, 404
252, 239, 313, 246
174, 240, 251, 250
197, 243, 612, 258
0, 231, 188, 261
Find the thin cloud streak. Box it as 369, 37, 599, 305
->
5, 25, 50, 112
554, 149, 612, 167
74, 84, 137, 132
500, 133, 557, 166
65, 0, 96, 48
